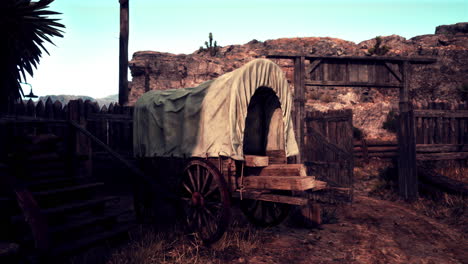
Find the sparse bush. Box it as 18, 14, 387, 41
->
382, 109, 399, 133
367, 36, 391, 56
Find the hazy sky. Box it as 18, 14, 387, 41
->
26, 0, 467, 99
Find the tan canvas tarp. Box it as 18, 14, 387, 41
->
133, 59, 299, 160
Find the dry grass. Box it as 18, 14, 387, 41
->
107, 221, 262, 264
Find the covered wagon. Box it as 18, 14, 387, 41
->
133, 59, 326, 243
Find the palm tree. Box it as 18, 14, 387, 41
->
0, 0, 64, 113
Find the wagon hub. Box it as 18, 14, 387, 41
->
191, 192, 205, 207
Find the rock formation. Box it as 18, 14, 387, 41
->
128, 23, 468, 139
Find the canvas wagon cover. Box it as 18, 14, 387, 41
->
133, 59, 299, 160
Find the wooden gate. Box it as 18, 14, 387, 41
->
303, 109, 354, 189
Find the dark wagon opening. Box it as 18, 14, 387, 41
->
243, 87, 284, 158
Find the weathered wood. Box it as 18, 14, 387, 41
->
307, 59, 322, 74
354, 140, 397, 147
418, 166, 468, 195
294, 56, 305, 163
416, 152, 468, 161
414, 109, 468, 118
256, 164, 307, 176
242, 176, 320, 191
265, 150, 286, 164
233, 191, 309, 206
119, 0, 129, 106
244, 155, 269, 167
398, 61, 418, 201
416, 144, 468, 153
384, 62, 402, 82
305, 80, 402, 88
353, 146, 398, 153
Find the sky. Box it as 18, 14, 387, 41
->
25, 0, 467, 99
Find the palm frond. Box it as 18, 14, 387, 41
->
0, 0, 65, 112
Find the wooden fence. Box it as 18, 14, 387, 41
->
303, 109, 354, 189
2, 98, 133, 155
354, 100, 468, 162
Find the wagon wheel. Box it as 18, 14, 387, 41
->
240, 191, 291, 227
180, 159, 230, 244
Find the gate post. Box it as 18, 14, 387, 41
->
294, 56, 305, 163
397, 61, 418, 200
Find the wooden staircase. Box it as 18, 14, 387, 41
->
0, 134, 135, 261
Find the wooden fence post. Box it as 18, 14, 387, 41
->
294, 56, 305, 163
67, 100, 92, 178
398, 61, 418, 201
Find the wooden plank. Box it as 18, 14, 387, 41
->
416, 144, 468, 153
416, 152, 468, 161
244, 155, 269, 167
233, 191, 309, 206
306, 59, 322, 74
384, 62, 402, 82
256, 164, 307, 176
265, 150, 286, 164
305, 80, 402, 88
242, 176, 320, 191
414, 109, 468, 118
353, 146, 398, 153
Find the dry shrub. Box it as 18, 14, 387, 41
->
319, 93, 333, 103
411, 193, 467, 230
107, 221, 262, 264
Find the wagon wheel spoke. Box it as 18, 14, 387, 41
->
196, 165, 201, 191
187, 170, 197, 192
182, 183, 193, 195
200, 169, 211, 194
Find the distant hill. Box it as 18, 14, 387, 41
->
38, 94, 118, 107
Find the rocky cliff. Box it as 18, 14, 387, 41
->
128, 23, 468, 139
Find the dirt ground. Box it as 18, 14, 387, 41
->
105, 160, 467, 264
244, 195, 467, 264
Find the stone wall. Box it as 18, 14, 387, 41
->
128, 23, 468, 139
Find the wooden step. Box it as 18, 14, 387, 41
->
11, 197, 119, 223
28, 161, 66, 171
44, 196, 119, 217
257, 164, 307, 176
242, 176, 322, 191
26, 177, 77, 191
244, 155, 269, 167
53, 222, 135, 256
33, 182, 104, 198
49, 209, 131, 236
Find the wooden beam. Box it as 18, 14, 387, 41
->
414, 109, 468, 118
306, 59, 322, 74
242, 176, 320, 191
306, 80, 402, 88
416, 144, 468, 153
416, 152, 468, 160
397, 61, 418, 201
267, 53, 437, 64
244, 155, 269, 167
233, 191, 309, 206
294, 56, 305, 163
384, 62, 403, 82
119, 0, 129, 106
256, 164, 307, 176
